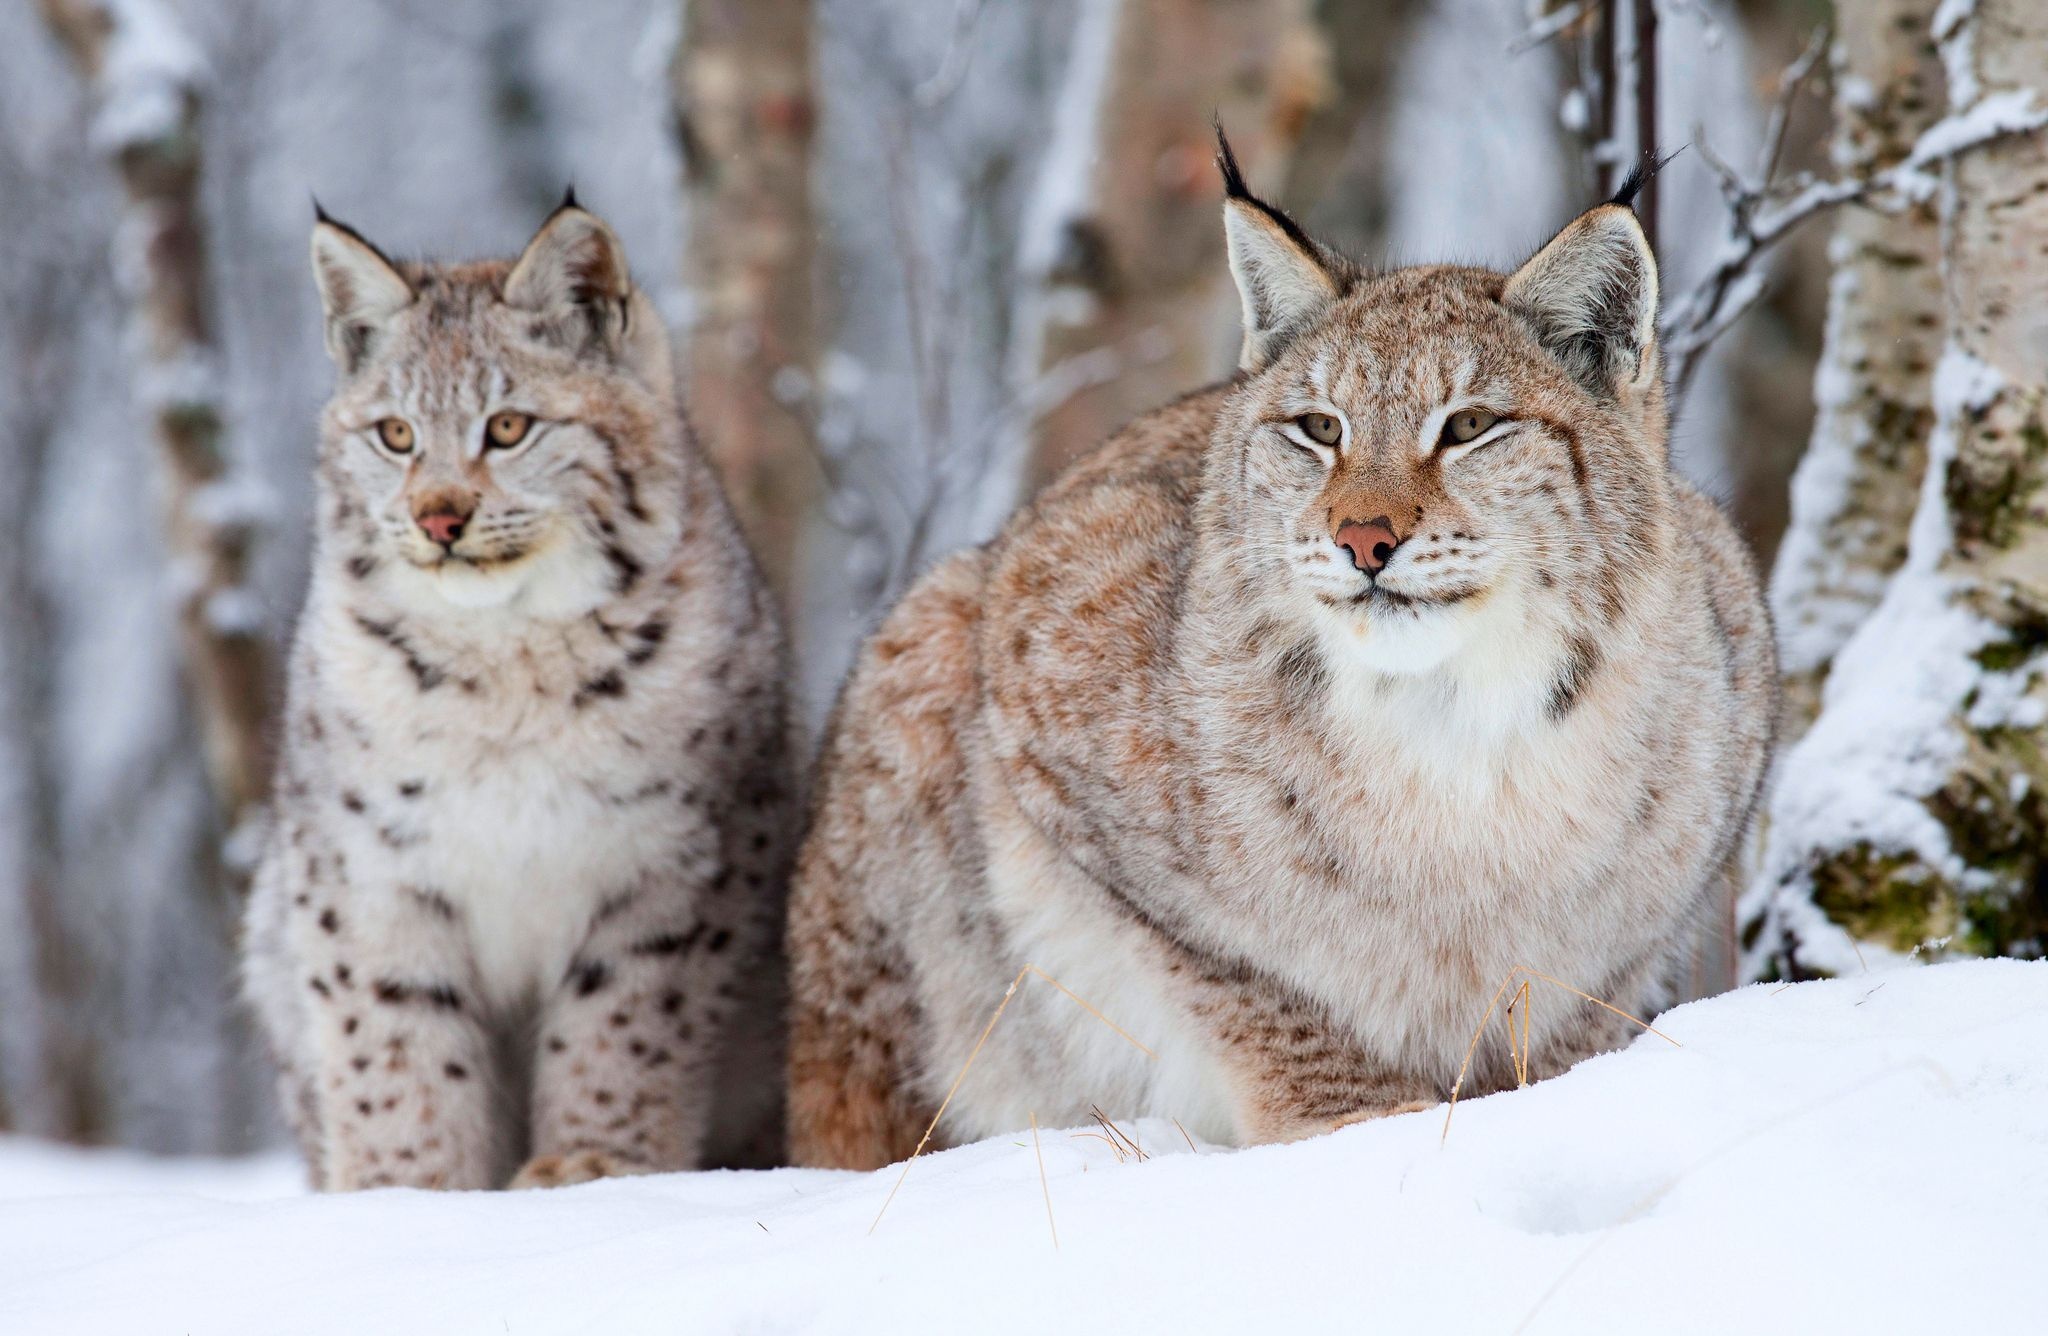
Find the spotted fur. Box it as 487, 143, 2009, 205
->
243, 201, 794, 1190
787, 154, 1774, 1167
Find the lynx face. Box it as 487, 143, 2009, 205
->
1216, 140, 1665, 678
311, 204, 680, 619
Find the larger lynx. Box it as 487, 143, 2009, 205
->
243, 199, 793, 1189
786, 140, 1775, 1166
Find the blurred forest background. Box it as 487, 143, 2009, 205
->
3, 0, 2043, 1158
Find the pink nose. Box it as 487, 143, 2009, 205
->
1334, 517, 1400, 572
416, 510, 468, 547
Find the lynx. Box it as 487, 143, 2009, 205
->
787, 138, 1774, 1167
243, 197, 793, 1189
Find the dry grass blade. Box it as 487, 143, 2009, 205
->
1518, 980, 1533, 1088
869, 962, 1154, 1234
1067, 1130, 1125, 1160
1512, 966, 1680, 1046
1506, 982, 1534, 1088
1089, 1105, 1148, 1162
1441, 964, 1680, 1145
1441, 971, 1521, 1145
1505, 990, 1519, 1085
1030, 1112, 1058, 1251
1171, 1117, 1197, 1153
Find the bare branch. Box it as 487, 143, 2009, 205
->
1755, 24, 1830, 188
1664, 71, 2048, 408
1508, 0, 1592, 56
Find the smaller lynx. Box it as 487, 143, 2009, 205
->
787, 137, 1774, 1167
244, 198, 792, 1189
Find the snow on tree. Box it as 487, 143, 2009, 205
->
1771, 0, 1949, 732
37, 0, 275, 846
0, 0, 686, 1151
1745, 0, 2048, 976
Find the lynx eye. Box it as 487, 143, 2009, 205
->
485, 411, 533, 450
1442, 408, 1500, 446
375, 418, 415, 454
1295, 412, 1343, 447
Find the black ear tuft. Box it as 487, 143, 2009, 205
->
309, 212, 414, 374
309, 201, 389, 258
1215, 116, 1251, 202
1218, 119, 1348, 372
1608, 147, 1684, 211
1214, 118, 1321, 261
560, 184, 580, 213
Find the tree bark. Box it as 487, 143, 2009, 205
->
673, 0, 819, 600
1281, 0, 1422, 256
1021, 0, 1329, 486
1745, 0, 2048, 977
37, 0, 272, 855
36, 0, 274, 1148
1770, 0, 1948, 732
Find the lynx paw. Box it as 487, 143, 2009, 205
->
509, 1150, 654, 1190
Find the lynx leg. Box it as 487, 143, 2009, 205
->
1178, 957, 1439, 1145
303, 910, 498, 1191
786, 892, 926, 1171
515, 879, 746, 1187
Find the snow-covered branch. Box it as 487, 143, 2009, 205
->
1665, 56, 2048, 406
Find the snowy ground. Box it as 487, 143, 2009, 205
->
3, 959, 2044, 1334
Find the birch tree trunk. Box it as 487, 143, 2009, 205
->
1770, 0, 1948, 732
1283, 0, 1422, 256
38, 0, 271, 853
1020, 0, 1328, 484
1744, 0, 2048, 977
38, 0, 273, 1148
673, 0, 819, 599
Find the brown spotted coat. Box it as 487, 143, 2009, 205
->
243, 202, 793, 1190
787, 168, 1774, 1167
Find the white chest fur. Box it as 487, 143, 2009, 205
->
305, 595, 705, 1011
1285, 629, 1681, 1077
969, 789, 1242, 1144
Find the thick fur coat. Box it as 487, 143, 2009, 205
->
243, 202, 792, 1189
786, 152, 1775, 1166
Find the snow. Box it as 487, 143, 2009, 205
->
1745, 563, 1984, 974
4, 960, 2046, 1334
1932, 0, 1982, 109
89, 0, 206, 153
1770, 231, 1910, 684
1745, 346, 2017, 976
1908, 90, 2048, 170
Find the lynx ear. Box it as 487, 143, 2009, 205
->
310, 209, 414, 374
1503, 201, 1659, 397
1218, 127, 1342, 372
504, 194, 633, 356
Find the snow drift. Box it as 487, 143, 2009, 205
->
3, 959, 2043, 1334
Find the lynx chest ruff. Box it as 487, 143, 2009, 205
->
304, 592, 721, 1009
